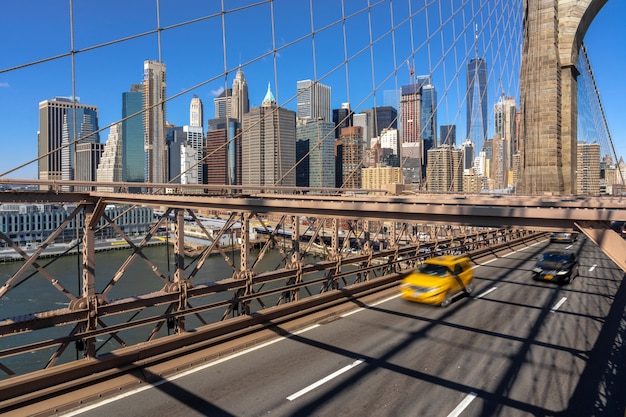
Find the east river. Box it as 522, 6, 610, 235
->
0, 243, 302, 377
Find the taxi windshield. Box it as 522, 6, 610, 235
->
417, 263, 449, 277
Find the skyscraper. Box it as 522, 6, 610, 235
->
242, 83, 296, 189
421, 81, 437, 152
466, 57, 488, 155
143, 60, 167, 184
61, 109, 99, 188
38, 97, 99, 189
333, 103, 352, 139
494, 96, 517, 171
439, 125, 456, 148
339, 126, 364, 189
214, 88, 233, 119
206, 118, 240, 186
400, 81, 426, 185
122, 84, 145, 184
165, 125, 186, 184
75, 141, 104, 191
182, 125, 205, 185
577, 142, 601, 195
426, 145, 463, 192
231, 66, 250, 124
296, 80, 331, 122
190, 95, 204, 129
97, 123, 123, 191
296, 118, 335, 188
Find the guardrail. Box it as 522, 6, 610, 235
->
0, 231, 547, 415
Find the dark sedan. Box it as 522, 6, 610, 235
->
532, 251, 579, 284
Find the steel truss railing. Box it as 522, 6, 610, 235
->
0, 191, 533, 380
0, 187, 625, 381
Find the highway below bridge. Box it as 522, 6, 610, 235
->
10, 234, 625, 417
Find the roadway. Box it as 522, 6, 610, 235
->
34, 236, 626, 417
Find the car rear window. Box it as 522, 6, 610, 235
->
417, 263, 449, 277
540, 253, 571, 263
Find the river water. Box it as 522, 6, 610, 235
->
0, 243, 306, 377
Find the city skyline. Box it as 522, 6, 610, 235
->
0, 1, 624, 179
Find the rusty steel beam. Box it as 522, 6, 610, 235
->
575, 221, 626, 273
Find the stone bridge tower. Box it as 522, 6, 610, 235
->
518, 0, 607, 195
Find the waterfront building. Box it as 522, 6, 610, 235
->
0, 204, 154, 246
143, 60, 167, 184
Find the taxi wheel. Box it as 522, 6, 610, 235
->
465, 284, 474, 295
440, 292, 451, 307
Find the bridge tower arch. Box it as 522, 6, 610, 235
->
518, 0, 608, 195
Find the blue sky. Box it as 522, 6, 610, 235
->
0, 0, 624, 179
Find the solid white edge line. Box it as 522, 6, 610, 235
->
447, 392, 478, 417
341, 294, 400, 317
59, 324, 323, 416
551, 297, 567, 313
286, 359, 365, 401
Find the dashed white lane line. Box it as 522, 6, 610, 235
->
551, 297, 567, 313
589, 264, 597, 272
474, 286, 497, 299
286, 359, 365, 401
447, 392, 478, 417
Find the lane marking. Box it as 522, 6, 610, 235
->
589, 264, 597, 272
59, 323, 323, 416
474, 286, 497, 299
341, 294, 400, 317
551, 297, 567, 313
447, 392, 478, 417
286, 359, 365, 401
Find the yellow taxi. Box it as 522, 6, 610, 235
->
399, 255, 474, 307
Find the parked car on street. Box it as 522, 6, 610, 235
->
532, 251, 579, 284
400, 255, 474, 307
